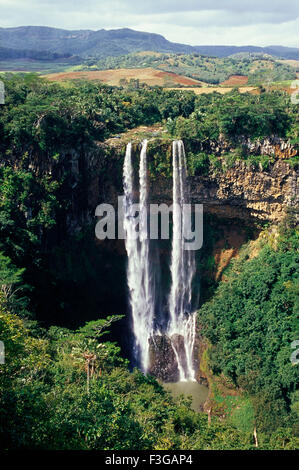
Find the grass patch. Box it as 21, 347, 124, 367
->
230, 397, 255, 433
199, 342, 255, 433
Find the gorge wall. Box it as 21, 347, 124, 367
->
151, 158, 297, 223
100, 135, 298, 225
6, 134, 297, 338
14, 133, 297, 230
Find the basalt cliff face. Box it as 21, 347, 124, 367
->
7, 135, 298, 234
101, 136, 298, 225
151, 158, 297, 223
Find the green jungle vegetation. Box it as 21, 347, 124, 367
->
0, 74, 298, 449
166, 90, 298, 142
200, 219, 299, 437
0, 73, 297, 155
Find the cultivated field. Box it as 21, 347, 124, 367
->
221, 75, 249, 86
43, 68, 203, 87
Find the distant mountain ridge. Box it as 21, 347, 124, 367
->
0, 26, 298, 60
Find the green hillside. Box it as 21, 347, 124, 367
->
81, 51, 297, 85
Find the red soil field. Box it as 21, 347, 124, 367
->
44, 68, 202, 87
221, 75, 249, 86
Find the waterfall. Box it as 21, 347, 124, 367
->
168, 140, 196, 382
123, 140, 154, 372
123, 139, 197, 382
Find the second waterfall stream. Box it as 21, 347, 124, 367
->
168, 140, 197, 381
123, 139, 197, 381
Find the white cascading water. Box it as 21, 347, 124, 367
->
168, 140, 196, 381
123, 139, 197, 381
123, 140, 154, 372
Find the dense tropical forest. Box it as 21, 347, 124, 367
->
0, 74, 298, 450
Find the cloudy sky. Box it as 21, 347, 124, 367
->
0, 0, 298, 47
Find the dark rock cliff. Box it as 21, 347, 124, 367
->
99, 135, 298, 225
7, 134, 297, 239
151, 158, 297, 222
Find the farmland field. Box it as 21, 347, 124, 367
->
221, 75, 249, 86
43, 67, 203, 87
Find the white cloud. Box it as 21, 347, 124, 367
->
0, 0, 298, 47
143, 18, 299, 47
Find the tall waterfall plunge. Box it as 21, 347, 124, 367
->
123, 140, 154, 372
168, 140, 196, 381
123, 140, 197, 381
